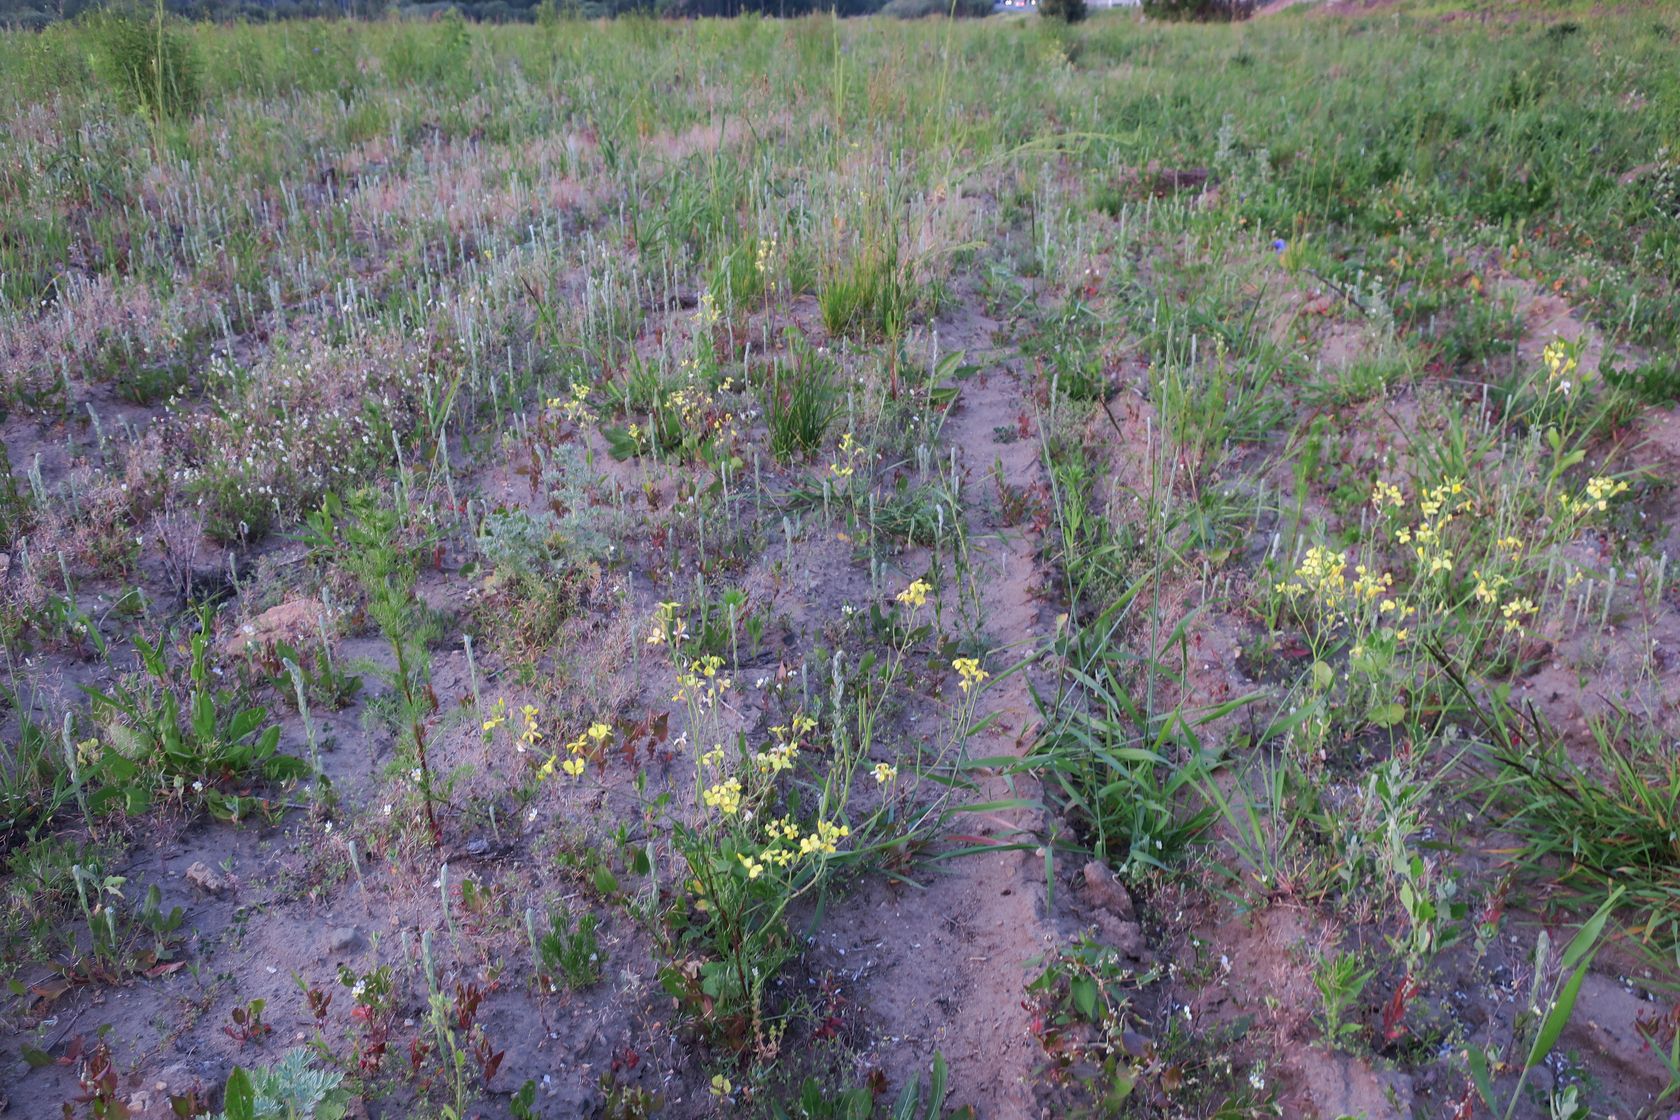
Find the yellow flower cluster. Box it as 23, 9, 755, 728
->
798, 819, 850, 857
674, 655, 731, 706
769, 713, 818, 740
754, 714, 816, 775
1560, 476, 1629, 518
647, 600, 687, 646
538, 719, 610, 780
754, 741, 798, 775
896, 578, 931, 609
1542, 338, 1580, 387
755, 236, 777, 277
953, 657, 989, 694
703, 778, 743, 815
517, 704, 544, 751
696, 290, 721, 332
872, 762, 898, 784
1370, 481, 1405, 511
1277, 546, 1415, 641
830, 431, 862, 480
668, 383, 704, 424
1471, 569, 1507, 605
1417, 478, 1470, 518
1350, 565, 1393, 602
482, 698, 546, 754
1500, 596, 1537, 634
725, 816, 851, 871
548, 381, 596, 426
610, 374, 737, 458
1374, 477, 1472, 575
1469, 571, 1534, 634
1275, 546, 1347, 609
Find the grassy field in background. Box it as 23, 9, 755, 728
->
3, 4, 1680, 1118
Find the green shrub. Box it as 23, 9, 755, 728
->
881, 0, 993, 18
88, 5, 202, 119
1038, 0, 1086, 23
1141, 0, 1255, 21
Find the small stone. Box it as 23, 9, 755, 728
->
1095, 915, 1147, 959
1082, 861, 1136, 922
219, 598, 324, 657
1299, 1048, 1414, 1120
185, 861, 231, 896
327, 926, 363, 954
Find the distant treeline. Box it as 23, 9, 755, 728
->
0, 0, 996, 28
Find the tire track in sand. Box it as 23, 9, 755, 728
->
822, 303, 1060, 1119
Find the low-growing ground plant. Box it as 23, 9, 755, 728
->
1313, 949, 1374, 1050
216, 1049, 351, 1120
84, 605, 305, 821
528, 904, 604, 992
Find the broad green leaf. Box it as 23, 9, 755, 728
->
1370, 703, 1405, 728
1071, 974, 1099, 1020
222, 1068, 255, 1120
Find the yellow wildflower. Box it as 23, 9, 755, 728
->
1370, 480, 1405, 510
702, 779, 743, 816
953, 657, 989, 694
896, 579, 931, 609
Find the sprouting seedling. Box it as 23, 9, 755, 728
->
284, 657, 321, 786
462, 634, 483, 714
348, 840, 367, 905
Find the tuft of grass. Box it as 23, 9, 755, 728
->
1478, 705, 1680, 953
1032, 612, 1233, 882
820, 242, 914, 341
765, 331, 841, 463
